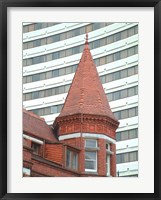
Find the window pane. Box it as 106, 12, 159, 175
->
128, 67, 135, 76
28, 24, 34, 32
128, 87, 135, 96
120, 89, 128, 98
116, 132, 121, 141
93, 23, 100, 30
46, 71, 52, 79
53, 69, 59, 77
27, 58, 32, 66
129, 129, 138, 139
85, 151, 96, 160
73, 46, 80, 54
107, 54, 114, 63
23, 25, 29, 33
107, 35, 114, 44
65, 84, 70, 93
44, 107, 50, 115
54, 34, 60, 42
40, 73, 46, 80
113, 71, 120, 80
129, 151, 138, 162
51, 106, 58, 114
93, 40, 100, 48
58, 104, 63, 113
59, 68, 65, 76
100, 38, 106, 46
128, 47, 135, 57
120, 69, 128, 78
59, 86, 65, 94
113, 91, 120, 100
114, 111, 120, 120
66, 48, 72, 57
114, 52, 120, 61
47, 36, 54, 44
32, 74, 40, 82
26, 75, 32, 83
85, 140, 97, 148
120, 109, 128, 119
85, 160, 95, 170
114, 32, 121, 42
100, 76, 106, 84
45, 89, 52, 97
23, 76, 27, 84
128, 27, 135, 37
121, 131, 128, 140
72, 152, 78, 170
116, 154, 121, 164
66, 149, 71, 168
121, 30, 128, 39
41, 38, 46, 46
66, 66, 73, 74
32, 91, 39, 99
25, 93, 32, 101
59, 50, 65, 58
39, 90, 45, 98
46, 54, 52, 62
120, 49, 127, 59
124, 153, 129, 162
100, 57, 106, 65
107, 93, 112, 102
94, 58, 100, 66
106, 74, 113, 82
86, 24, 93, 32
23, 43, 28, 50
129, 107, 136, 118
52, 52, 59, 60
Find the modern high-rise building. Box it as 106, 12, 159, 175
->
23, 22, 138, 177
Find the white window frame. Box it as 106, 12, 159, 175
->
85, 139, 97, 148
106, 154, 110, 176
85, 139, 98, 172
85, 151, 97, 172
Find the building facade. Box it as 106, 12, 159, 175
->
23, 22, 138, 177
23, 36, 119, 177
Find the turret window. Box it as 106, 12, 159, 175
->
85, 139, 97, 172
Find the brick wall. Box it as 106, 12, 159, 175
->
45, 143, 63, 165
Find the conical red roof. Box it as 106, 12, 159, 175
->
59, 34, 116, 121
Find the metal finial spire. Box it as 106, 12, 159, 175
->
85, 32, 88, 44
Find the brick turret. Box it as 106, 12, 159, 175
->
53, 33, 119, 176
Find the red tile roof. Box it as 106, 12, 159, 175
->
59, 33, 117, 121
23, 109, 58, 142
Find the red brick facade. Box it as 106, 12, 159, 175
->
23, 34, 119, 177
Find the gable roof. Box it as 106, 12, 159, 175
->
23, 109, 58, 142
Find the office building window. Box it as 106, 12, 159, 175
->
114, 107, 138, 120
116, 129, 138, 141
106, 86, 138, 102
66, 149, 78, 171
116, 151, 138, 164
85, 139, 97, 172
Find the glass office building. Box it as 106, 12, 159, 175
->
23, 22, 138, 177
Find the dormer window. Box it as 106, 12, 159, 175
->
66, 149, 78, 171
32, 142, 40, 155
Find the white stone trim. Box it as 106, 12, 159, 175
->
59, 133, 116, 144
59, 133, 81, 140
23, 134, 43, 144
